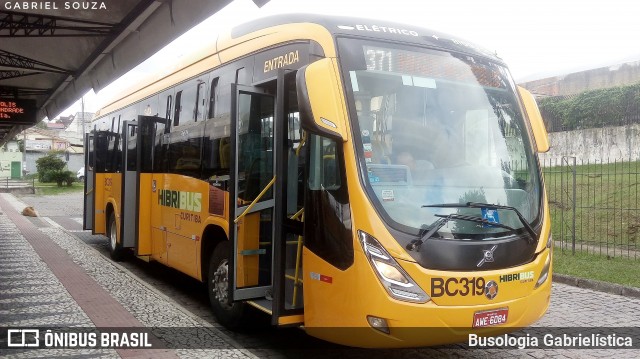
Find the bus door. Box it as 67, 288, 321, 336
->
120, 121, 139, 249
83, 132, 94, 230
271, 69, 305, 325
92, 130, 112, 235
229, 84, 276, 303
136, 116, 164, 256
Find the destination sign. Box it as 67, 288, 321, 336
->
0, 99, 37, 125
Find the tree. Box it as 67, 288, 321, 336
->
35, 151, 66, 182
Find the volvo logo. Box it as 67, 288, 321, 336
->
484, 280, 499, 300
477, 245, 498, 268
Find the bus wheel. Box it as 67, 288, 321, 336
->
107, 212, 125, 261
208, 241, 246, 329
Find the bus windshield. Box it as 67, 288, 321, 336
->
338, 38, 542, 238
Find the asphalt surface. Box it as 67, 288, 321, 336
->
1, 191, 639, 358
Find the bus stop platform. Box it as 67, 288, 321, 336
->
0, 193, 253, 358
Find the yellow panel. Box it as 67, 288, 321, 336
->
151, 227, 167, 265
518, 86, 550, 153
301, 58, 349, 141
217, 23, 336, 63
93, 173, 106, 234
137, 173, 153, 255
278, 314, 304, 326
96, 23, 335, 120
236, 212, 260, 287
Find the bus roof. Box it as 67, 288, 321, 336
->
228, 14, 500, 62
95, 14, 502, 119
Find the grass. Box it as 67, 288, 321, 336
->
543, 160, 640, 252
34, 180, 84, 196
553, 249, 640, 288
541, 161, 640, 287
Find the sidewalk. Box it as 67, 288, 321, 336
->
0, 193, 254, 358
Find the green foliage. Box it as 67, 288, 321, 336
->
35, 152, 66, 182
34, 180, 83, 195
538, 83, 640, 131
553, 250, 640, 288
49, 170, 76, 187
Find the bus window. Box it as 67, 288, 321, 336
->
208, 77, 219, 119
165, 95, 173, 120
174, 91, 182, 126
305, 134, 353, 270
237, 91, 274, 202
308, 135, 340, 190
202, 116, 231, 178
127, 127, 137, 171
139, 95, 159, 117
195, 81, 206, 121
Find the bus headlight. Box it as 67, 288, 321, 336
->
358, 230, 429, 303
534, 250, 552, 289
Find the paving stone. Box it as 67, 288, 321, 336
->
4, 192, 640, 358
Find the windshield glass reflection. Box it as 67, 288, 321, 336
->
340, 40, 542, 237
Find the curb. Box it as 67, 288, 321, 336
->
65, 227, 261, 359
7, 193, 259, 359
553, 273, 640, 299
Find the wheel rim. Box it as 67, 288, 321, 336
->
212, 259, 232, 309
109, 218, 117, 251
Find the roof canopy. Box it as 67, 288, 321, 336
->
0, 0, 262, 145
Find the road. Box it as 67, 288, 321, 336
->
16, 191, 640, 358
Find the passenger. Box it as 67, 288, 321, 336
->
396, 151, 434, 181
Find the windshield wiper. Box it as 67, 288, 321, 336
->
406, 213, 517, 252
421, 202, 538, 244
406, 216, 449, 252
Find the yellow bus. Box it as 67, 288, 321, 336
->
83, 14, 552, 348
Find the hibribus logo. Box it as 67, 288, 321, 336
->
158, 190, 202, 212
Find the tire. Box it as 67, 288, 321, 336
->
208, 241, 247, 329
107, 212, 125, 261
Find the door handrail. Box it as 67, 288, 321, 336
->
234, 176, 276, 224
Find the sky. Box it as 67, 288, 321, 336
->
59, 0, 640, 119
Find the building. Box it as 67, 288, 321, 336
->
519, 60, 640, 97
0, 140, 23, 179
22, 127, 84, 174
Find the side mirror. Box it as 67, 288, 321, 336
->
518, 86, 550, 153
296, 58, 348, 141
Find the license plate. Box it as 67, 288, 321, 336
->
472, 307, 508, 328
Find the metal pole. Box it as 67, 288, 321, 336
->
22, 125, 26, 178
81, 96, 86, 138
572, 156, 577, 255
561, 157, 565, 252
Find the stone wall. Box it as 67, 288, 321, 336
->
539, 124, 640, 164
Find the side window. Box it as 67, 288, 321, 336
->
195, 81, 206, 121
208, 77, 219, 119
304, 134, 353, 270
126, 125, 137, 171
236, 91, 274, 202
308, 135, 341, 190
177, 83, 197, 124
139, 95, 158, 117
122, 105, 137, 122
174, 91, 182, 126
165, 95, 173, 120
202, 76, 228, 180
